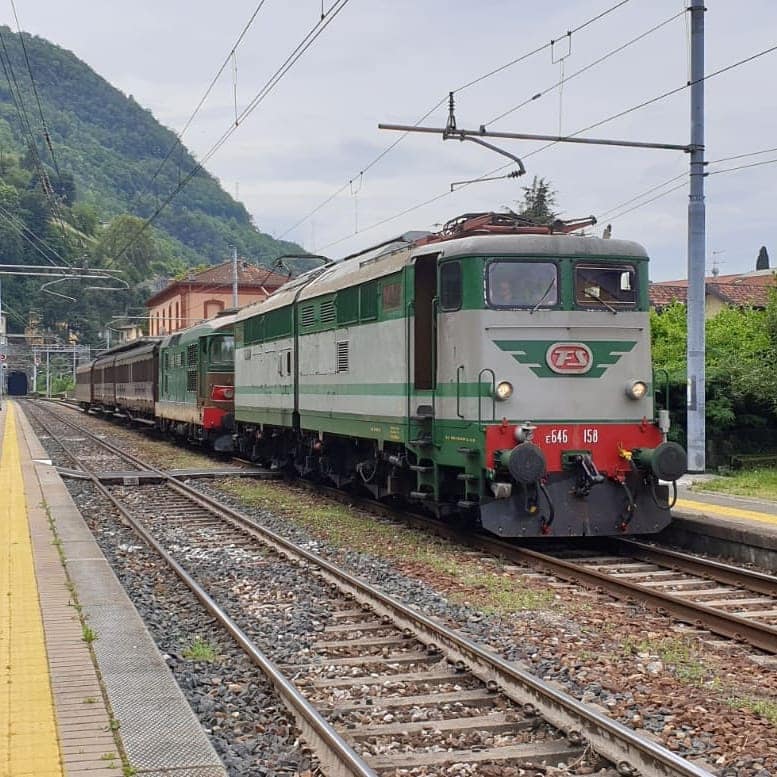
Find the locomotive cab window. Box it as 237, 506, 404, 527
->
209, 335, 235, 367
487, 261, 557, 308
575, 264, 637, 308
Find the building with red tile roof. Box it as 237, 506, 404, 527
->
650, 268, 776, 318
146, 260, 290, 335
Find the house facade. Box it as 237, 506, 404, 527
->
146, 261, 289, 336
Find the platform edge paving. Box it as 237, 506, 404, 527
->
16, 403, 228, 777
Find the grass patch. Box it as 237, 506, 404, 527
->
182, 636, 217, 662
221, 479, 555, 616
81, 624, 97, 644
623, 636, 708, 684
728, 696, 777, 724
693, 468, 777, 500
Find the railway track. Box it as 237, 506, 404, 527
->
23, 398, 715, 776
40, 399, 777, 653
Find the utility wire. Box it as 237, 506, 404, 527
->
9, 0, 63, 182
707, 156, 777, 177
0, 204, 69, 265
485, 9, 685, 127
599, 145, 777, 220
113, 0, 352, 265
604, 157, 777, 224
128, 0, 271, 214
0, 27, 72, 252
605, 181, 687, 222
278, 0, 633, 239
318, 44, 777, 253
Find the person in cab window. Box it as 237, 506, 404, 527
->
493, 279, 518, 306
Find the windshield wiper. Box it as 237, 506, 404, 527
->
583, 288, 617, 314
530, 278, 557, 314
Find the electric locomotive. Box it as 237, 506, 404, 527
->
245, 212, 685, 536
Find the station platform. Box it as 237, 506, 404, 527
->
661, 477, 777, 571
0, 400, 227, 777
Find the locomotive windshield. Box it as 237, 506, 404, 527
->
209, 335, 235, 367
487, 261, 557, 308
574, 264, 637, 308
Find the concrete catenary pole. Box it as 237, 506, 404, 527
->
232, 245, 239, 308
687, 0, 706, 472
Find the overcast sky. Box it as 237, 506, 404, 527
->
8, 1, 777, 280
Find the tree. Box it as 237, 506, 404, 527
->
93, 214, 161, 284
52, 170, 77, 206
517, 176, 557, 225
757, 245, 770, 271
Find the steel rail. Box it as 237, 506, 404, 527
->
496, 544, 777, 654
23, 401, 377, 777
29, 401, 714, 777
294, 481, 777, 654
613, 538, 777, 596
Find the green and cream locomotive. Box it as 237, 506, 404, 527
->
233, 213, 686, 537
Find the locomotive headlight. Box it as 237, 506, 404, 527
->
625, 380, 648, 400
495, 381, 513, 401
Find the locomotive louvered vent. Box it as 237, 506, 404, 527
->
186, 344, 198, 392
300, 304, 316, 327
320, 299, 336, 324
336, 340, 349, 373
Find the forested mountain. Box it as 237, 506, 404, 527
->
0, 26, 306, 344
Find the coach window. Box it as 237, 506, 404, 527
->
440, 261, 462, 311
487, 261, 557, 308
575, 264, 637, 309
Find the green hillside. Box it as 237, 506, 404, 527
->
0, 26, 310, 343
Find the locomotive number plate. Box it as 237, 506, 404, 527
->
542, 427, 600, 445
544, 428, 569, 444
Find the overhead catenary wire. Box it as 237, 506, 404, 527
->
128, 0, 271, 214
9, 0, 63, 182
112, 0, 352, 266
0, 27, 72, 253
599, 145, 777, 221
604, 157, 777, 224
319, 43, 777, 253
278, 0, 634, 239
484, 9, 686, 128
0, 203, 69, 266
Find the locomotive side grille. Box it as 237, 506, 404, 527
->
336, 340, 349, 373
320, 299, 336, 324
300, 304, 316, 328
186, 344, 198, 392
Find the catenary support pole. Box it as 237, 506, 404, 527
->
687, 0, 706, 472
232, 245, 239, 308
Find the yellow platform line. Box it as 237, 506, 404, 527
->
0, 404, 64, 777
676, 497, 777, 525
